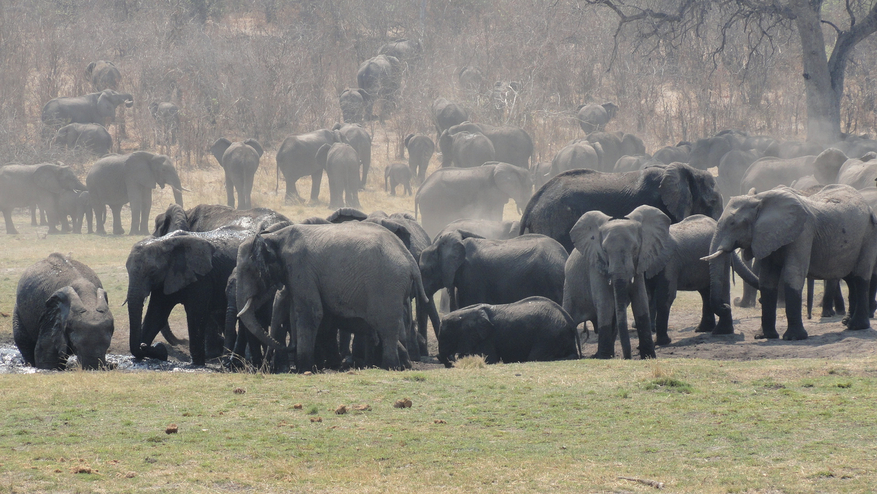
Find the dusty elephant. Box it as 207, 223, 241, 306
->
339, 88, 368, 124
51, 123, 112, 156
0, 163, 86, 234
316, 141, 361, 209
85, 60, 121, 91
211, 138, 263, 210
576, 102, 617, 133
41, 90, 134, 128
405, 133, 435, 183
152, 203, 289, 238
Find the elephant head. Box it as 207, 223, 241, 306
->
658, 163, 724, 221
601, 102, 619, 120
437, 304, 495, 367
125, 232, 215, 360
127, 151, 185, 207
491, 162, 533, 212
688, 135, 735, 170
419, 229, 483, 308
235, 230, 289, 352
152, 203, 189, 237
35, 283, 114, 370
96, 90, 134, 120
32, 163, 86, 194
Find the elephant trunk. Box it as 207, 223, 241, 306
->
707, 249, 733, 323
126, 293, 146, 359
172, 188, 184, 208
613, 278, 633, 359
238, 298, 284, 351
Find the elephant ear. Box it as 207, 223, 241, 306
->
35, 286, 76, 369
126, 152, 158, 189
493, 164, 531, 202
626, 205, 673, 276
96, 91, 115, 118
153, 203, 188, 236
161, 235, 215, 295
751, 188, 808, 260
467, 306, 493, 341
813, 147, 848, 184
327, 207, 367, 223
210, 138, 232, 164
85, 61, 96, 77
404, 133, 414, 148
373, 218, 412, 251
569, 210, 612, 275
33, 164, 64, 194
659, 163, 694, 221
601, 102, 618, 119
316, 144, 331, 168
244, 139, 263, 158
437, 231, 468, 289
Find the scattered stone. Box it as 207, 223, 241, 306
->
335, 405, 348, 415
393, 398, 413, 409
310, 417, 322, 423
434, 419, 446, 424
165, 424, 178, 434
293, 403, 303, 409
124, 472, 137, 478
233, 387, 246, 394
72, 466, 94, 474
352, 404, 371, 411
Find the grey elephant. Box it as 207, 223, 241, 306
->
356, 54, 402, 121
85, 60, 121, 91
763, 139, 824, 159
530, 161, 553, 190
458, 66, 484, 92
59, 189, 93, 234
432, 98, 469, 141
235, 221, 427, 372
339, 88, 368, 123
87, 151, 185, 235
716, 149, 760, 204
739, 148, 847, 194
14, 254, 114, 370
316, 141, 361, 209
619, 132, 647, 157
149, 102, 180, 151
563, 205, 672, 359
436, 218, 520, 241
520, 163, 723, 252
584, 132, 623, 172
438, 297, 580, 366
152, 203, 289, 237
51, 123, 112, 156
420, 230, 568, 312
550, 140, 602, 175
441, 121, 533, 169
275, 128, 338, 203
331, 123, 372, 187
836, 152, 877, 189
704, 185, 877, 340
688, 134, 740, 170
405, 134, 435, 182
576, 102, 617, 133
415, 161, 533, 237
613, 154, 657, 173
652, 142, 692, 164
211, 137, 263, 210
385, 163, 413, 196
439, 131, 495, 168
41, 90, 134, 128
378, 38, 421, 64
0, 163, 86, 234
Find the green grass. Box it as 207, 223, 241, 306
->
1, 358, 877, 492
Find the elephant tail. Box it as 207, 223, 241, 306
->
160, 323, 187, 346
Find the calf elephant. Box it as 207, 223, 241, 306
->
85, 60, 121, 91
576, 102, 617, 133
405, 134, 435, 182
41, 90, 134, 128
432, 98, 468, 141
51, 123, 112, 156
59, 189, 93, 234
87, 151, 185, 235
211, 138, 263, 210
415, 161, 533, 237
339, 88, 368, 124
441, 121, 533, 169
439, 131, 495, 168
435, 218, 520, 241
0, 163, 86, 234
316, 142, 361, 209
275, 128, 338, 203
438, 297, 580, 366
563, 205, 671, 359
14, 254, 114, 370
739, 148, 847, 194
385, 163, 413, 196
152, 203, 289, 237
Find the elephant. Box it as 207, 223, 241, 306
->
619, 132, 647, 157
716, 149, 760, 204
836, 152, 877, 189
519, 163, 723, 253
419, 230, 568, 312
415, 161, 533, 237
153, 203, 289, 237
41, 90, 134, 128
149, 102, 180, 151
439, 131, 495, 168
688, 133, 744, 170
743, 135, 777, 154
576, 102, 617, 133
316, 142, 361, 209
356, 54, 402, 120
0, 163, 86, 234
385, 163, 413, 196
704, 185, 877, 340
435, 218, 520, 242
405, 133, 435, 182
550, 140, 602, 175
831, 135, 877, 159
223, 267, 275, 370
530, 161, 553, 190
331, 123, 372, 187
13, 253, 114, 370
85, 60, 120, 91
585, 132, 623, 172
339, 88, 368, 123
613, 154, 657, 173
652, 143, 691, 164
59, 189, 93, 234
763, 139, 824, 159
86, 151, 185, 235
457, 66, 484, 92
126, 228, 251, 365
438, 297, 580, 366
275, 128, 338, 203
432, 98, 469, 142
442, 121, 533, 169
234, 221, 428, 372
739, 148, 847, 194
211, 137, 263, 210
378, 38, 421, 64
51, 123, 112, 156
563, 205, 672, 359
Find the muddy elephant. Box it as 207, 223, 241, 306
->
739, 148, 847, 194
85, 60, 121, 91
152, 203, 289, 237
51, 123, 112, 156
0, 163, 86, 234
339, 88, 368, 124
211, 138, 263, 210
86, 151, 185, 235
576, 102, 617, 133
405, 134, 435, 182
14, 254, 114, 370
41, 90, 134, 128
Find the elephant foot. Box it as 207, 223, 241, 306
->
695, 322, 716, 333
754, 329, 780, 340
113, 228, 125, 235
782, 327, 809, 340
138, 342, 169, 361
47, 228, 61, 235
655, 334, 671, 346
844, 317, 871, 331
733, 296, 756, 308
711, 319, 734, 335
821, 309, 836, 318
591, 352, 614, 359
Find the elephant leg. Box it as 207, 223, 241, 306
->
30, 204, 37, 226
109, 204, 124, 235
309, 171, 323, 204
93, 204, 106, 234
844, 276, 871, 331
806, 277, 814, 319
832, 280, 846, 316
649, 275, 671, 345
185, 306, 208, 366
284, 176, 303, 205
3, 209, 18, 234
593, 289, 617, 359
42, 196, 62, 234
224, 169, 235, 209
696, 288, 717, 333
128, 187, 144, 235
294, 304, 322, 373
780, 281, 808, 340
140, 296, 175, 358
380, 319, 404, 370
755, 263, 780, 339
869, 274, 877, 317
630, 277, 655, 359
139, 186, 152, 235
85, 204, 93, 234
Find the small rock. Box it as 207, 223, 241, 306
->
293, 403, 303, 409
352, 404, 371, 411
165, 424, 178, 434
124, 472, 137, 478
393, 398, 413, 409
310, 417, 322, 423
233, 387, 246, 394
335, 405, 348, 415
434, 419, 446, 424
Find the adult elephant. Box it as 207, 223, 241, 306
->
87, 151, 185, 235
0, 163, 86, 234
563, 205, 671, 359
316, 142, 361, 209
405, 134, 435, 182
51, 123, 112, 156
704, 185, 877, 340
435, 218, 520, 241
836, 152, 877, 189
85, 60, 121, 91
356, 54, 402, 121
653, 143, 691, 164
275, 128, 337, 204
585, 132, 623, 171
332, 123, 372, 187
716, 149, 760, 204
14, 253, 114, 370
127, 228, 250, 365
619, 132, 647, 157
420, 231, 568, 312
415, 162, 533, 237
41, 90, 134, 128
688, 133, 744, 170
432, 98, 468, 142
442, 121, 533, 169
520, 163, 723, 252
378, 38, 421, 64
613, 154, 656, 173
211, 137, 263, 210
339, 88, 368, 124
576, 102, 618, 133
550, 140, 602, 175
739, 148, 847, 194
235, 221, 427, 372
763, 139, 824, 159
152, 203, 289, 237
438, 297, 580, 366
438, 131, 495, 168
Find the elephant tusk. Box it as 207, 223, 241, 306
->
236, 298, 253, 318
179, 186, 192, 192
700, 250, 725, 262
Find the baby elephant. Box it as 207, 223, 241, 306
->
438, 296, 580, 367
385, 163, 413, 196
